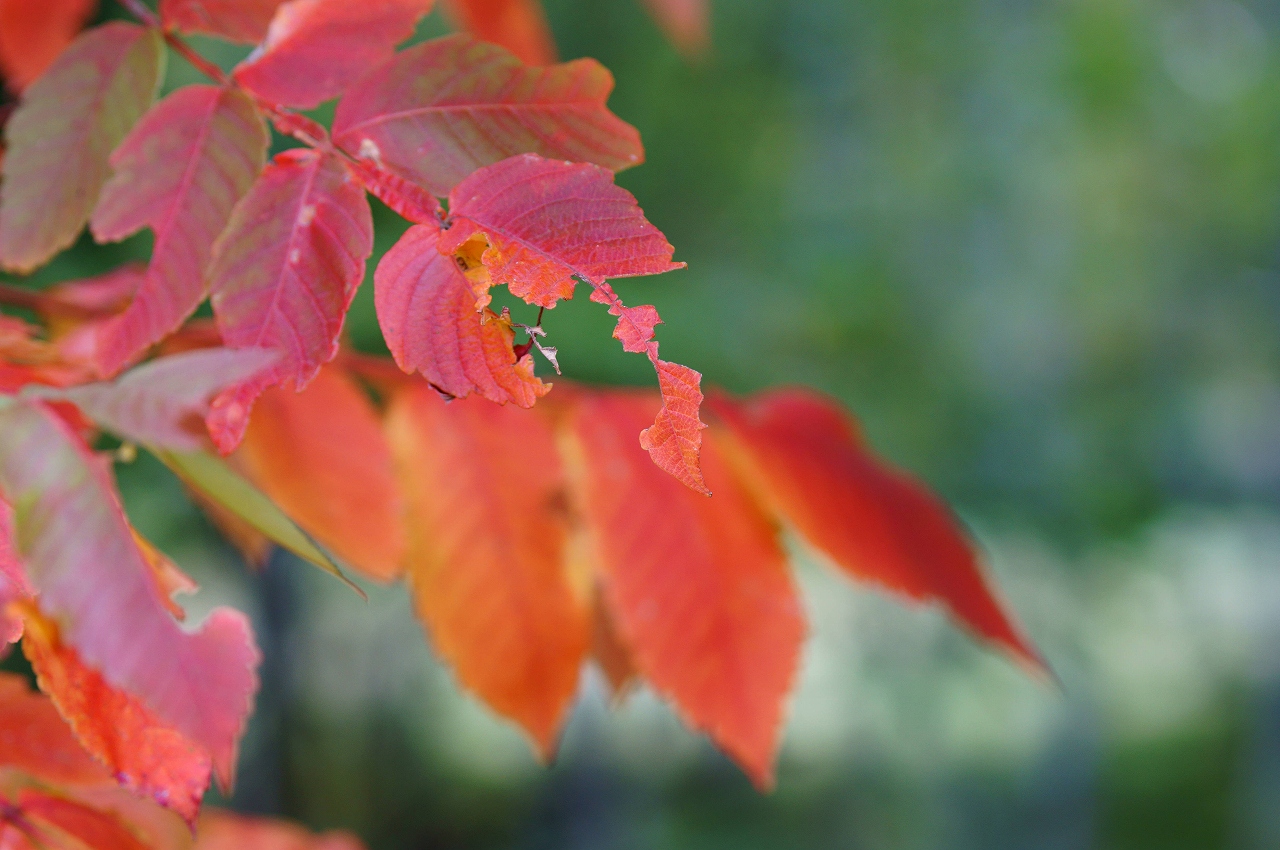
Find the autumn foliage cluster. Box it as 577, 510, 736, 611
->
0, 0, 1040, 847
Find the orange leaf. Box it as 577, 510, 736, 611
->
0, 672, 108, 786
235, 366, 406, 583
16, 790, 150, 850
386, 386, 588, 755
567, 391, 804, 787
708, 389, 1043, 670
0, 0, 95, 93
20, 608, 214, 825
441, 0, 556, 66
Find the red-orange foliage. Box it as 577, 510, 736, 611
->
0, 1, 1041, 845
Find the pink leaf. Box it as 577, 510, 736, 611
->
332, 35, 642, 196
345, 159, 442, 225
0, 400, 260, 787
374, 224, 549, 406
640, 0, 709, 56
57, 348, 278, 451
0, 502, 31, 646
233, 0, 434, 109
208, 148, 373, 450
0, 23, 162, 272
160, 0, 288, 43
439, 154, 703, 489
88, 85, 269, 377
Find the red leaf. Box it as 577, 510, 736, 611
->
333, 35, 643, 196
234, 366, 406, 583
20, 611, 213, 825
160, 0, 288, 43
0, 505, 29, 646
568, 391, 804, 788
640, 0, 709, 57
374, 224, 549, 406
0, 401, 260, 790
441, 0, 556, 66
386, 386, 588, 755
0, 0, 96, 93
708, 389, 1043, 669
58, 348, 278, 451
0, 672, 108, 786
194, 809, 367, 850
440, 154, 701, 488
345, 159, 441, 225
232, 0, 434, 109
441, 154, 682, 308
0, 23, 163, 273
17, 790, 150, 850
208, 148, 373, 450
87, 86, 269, 377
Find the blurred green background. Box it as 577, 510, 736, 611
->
12, 0, 1280, 846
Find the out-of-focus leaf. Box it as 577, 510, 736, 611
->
639, 0, 708, 56
20, 608, 212, 825
708, 389, 1043, 670
88, 86, 269, 376
160, 0, 287, 43
374, 224, 548, 406
208, 149, 373, 451
0, 671, 108, 785
567, 391, 803, 788
232, 0, 434, 109
194, 809, 366, 850
153, 447, 362, 594
15, 789, 151, 850
0, 0, 96, 92
235, 367, 405, 583
386, 386, 587, 754
441, 0, 555, 66
0, 401, 259, 793
333, 35, 642, 197
0, 23, 162, 272
45, 348, 277, 451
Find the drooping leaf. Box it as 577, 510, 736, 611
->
234, 366, 405, 583
374, 224, 548, 406
0, 400, 259, 789
153, 447, 360, 592
20, 607, 213, 825
440, 0, 556, 66
709, 389, 1043, 669
0, 23, 163, 273
160, 0, 288, 43
567, 391, 804, 788
208, 148, 373, 450
50, 348, 277, 451
0, 0, 96, 92
0, 672, 108, 785
232, 0, 434, 109
87, 86, 269, 376
639, 0, 709, 56
333, 35, 642, 196
440, 155, 703, 490
194, 809, 367, 850
386, 386, 588, 754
